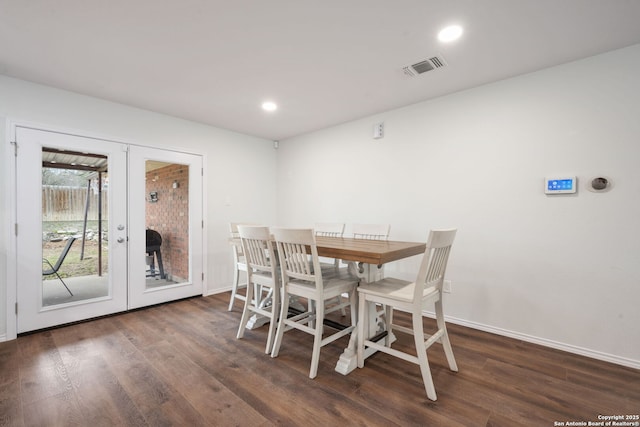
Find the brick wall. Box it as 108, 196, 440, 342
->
145, 164, 189, 281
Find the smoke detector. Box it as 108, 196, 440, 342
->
402, 55, 447, 77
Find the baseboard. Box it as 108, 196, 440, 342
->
204, 286, 232, 297
422, 310, 640, 370
0, 333, 6, 342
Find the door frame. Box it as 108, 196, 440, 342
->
4, 120, 208, 339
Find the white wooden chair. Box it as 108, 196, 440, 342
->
352, 223, 390, 240
351, 223, 390, 283
236, 225, 280, 354
314, 223, 345, 238
271, 228, 359, 379
228, 222, 256, 311
356, 229, 457, 401
315, 223, 349, 315
315, 222, 346, 270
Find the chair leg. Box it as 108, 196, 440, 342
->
412, 311, 437, 401
265, 284, 279, 355
228, 265, 240, 311
308, 299, 316, 329
337, 294, 346, 317
148, 253, 157, 277
357, 293, 367, 368
435, 298, 458, 372
384, 304, 393, 347
55, 271, 74, 296
271, 290, 290, 358
155, 250, 165, 279
309, 299, 324, 379
229, 265, 247, 311
236, 278, 254, 340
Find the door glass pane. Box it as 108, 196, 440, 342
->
145, 160, 190, 289
42, 148, 109, 307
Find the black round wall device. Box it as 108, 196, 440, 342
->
591, 177, 608, 190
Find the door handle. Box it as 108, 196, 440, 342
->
117, 237, 125, 243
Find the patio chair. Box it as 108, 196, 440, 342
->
43, 236, 77, 296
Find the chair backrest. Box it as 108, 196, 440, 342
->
230, 222, 256, 237
44, 237, 77, 274
230, 222, 258, 259
414, 229, 457, 302
352, 223, 390, 240
238, 225, 276, 275
315, 223, 345, 237
272, 228, 323, 291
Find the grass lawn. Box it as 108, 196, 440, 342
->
43, 239, 108, 278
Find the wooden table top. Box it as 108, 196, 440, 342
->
315, 236, 425, 266
230, 234, 426, 266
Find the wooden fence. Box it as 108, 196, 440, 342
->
42, 185, 108, 222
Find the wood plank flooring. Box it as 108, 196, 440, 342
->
1, 293, 638, 426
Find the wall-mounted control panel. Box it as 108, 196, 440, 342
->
373, 122, 384, 139
545, 176, 576, 194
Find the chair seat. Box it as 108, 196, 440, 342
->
288, 276, 357, 300
358, 277, 439, 303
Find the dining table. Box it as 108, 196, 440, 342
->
229, 233, 427, 374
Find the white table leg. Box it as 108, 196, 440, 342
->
335, 263, 395, 375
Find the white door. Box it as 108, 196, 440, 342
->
15, 127, 128, 332
127, 146, 203, 309
14, 127, 204, 333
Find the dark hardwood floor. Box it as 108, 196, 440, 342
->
1, 292, 638, 426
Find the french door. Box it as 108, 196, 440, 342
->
14, 127, 203, 333
128, 145, 203, 309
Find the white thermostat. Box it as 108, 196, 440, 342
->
545, 176, 577, 194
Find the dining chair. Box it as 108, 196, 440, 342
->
236, 225, 280, 354
315, 223, 349, 315
352, 223, 390, 240
271, 228, 359, 379
351, 223, 390, 283
314, 223, 345, 238
228, 222, 255, 311
356, 228, 457, 401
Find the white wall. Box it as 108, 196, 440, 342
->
276, 44, 640, 367
0, 75, 278, 338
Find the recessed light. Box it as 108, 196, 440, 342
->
262, 101, 277, 112
438, 25, 463, 42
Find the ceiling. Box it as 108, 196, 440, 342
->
2, 1, 640, 141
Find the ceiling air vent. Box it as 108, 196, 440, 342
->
402, 55, 447, 77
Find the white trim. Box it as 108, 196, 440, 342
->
5, 119, 18, 340
9, 119, 204, 158
201, 153, 209, 297
205, 286, 233, 297
422, 310, 640, 370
